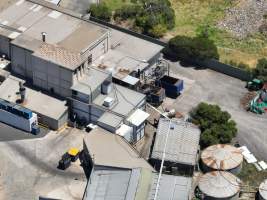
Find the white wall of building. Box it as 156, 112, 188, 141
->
0, 109, 37, 132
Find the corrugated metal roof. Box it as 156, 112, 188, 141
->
259, 179, 267, 199
151, 118, 200, 165
84, 166, 191, 200
149, 174, 192, 200
201, 144, 243, 170
84, 168, 133, 200
198, 171, 241, 198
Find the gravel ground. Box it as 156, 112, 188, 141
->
218, 0, 267, 38
166, 61, 267, 161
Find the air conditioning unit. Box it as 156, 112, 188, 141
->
103, 97, 114, 107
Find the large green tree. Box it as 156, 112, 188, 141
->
190, 102, 237, 148
253, 58, 267, 82
168, 35, 219, 61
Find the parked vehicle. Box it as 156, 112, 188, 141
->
247, 78, 263, 91
58, 148, 80, 170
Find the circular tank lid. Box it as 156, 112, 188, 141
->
259, 179, 267, 199
201, 144, 243, 170
198, 171, 241, 198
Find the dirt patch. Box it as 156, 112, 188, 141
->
240, 91, 257, 110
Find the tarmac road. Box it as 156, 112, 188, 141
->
0, 122, 48, 141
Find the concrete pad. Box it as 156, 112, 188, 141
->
0, 128, 87, 200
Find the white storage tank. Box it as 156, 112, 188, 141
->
259, 179, 267, 200
198, 171, 241, 200
201, 144, 243, 174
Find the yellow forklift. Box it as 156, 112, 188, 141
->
58, 148, 80, 170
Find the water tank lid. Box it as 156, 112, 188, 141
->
198, 171, 241, 198
259, 179, 267, 198
201, 144, 243, 170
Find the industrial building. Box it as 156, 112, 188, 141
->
0, 0, 109, 97
0, 0, 152, 138
0, 75, 68, 130
84, 167, 192, 200
92, 28, 164, 89
149, 118, 200, 174
259, 179, 267, 200
198, 171, 241, 200
70, 68, 149, 143
201, 144, 243, 174
82, 128, 192, 200
0, 0, 164, 98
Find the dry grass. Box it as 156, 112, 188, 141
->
238, 161, 267, 189
103, 0, 267, 68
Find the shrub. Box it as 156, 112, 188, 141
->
89, 3, 112, 22
147, 24, 167, 38
190, 102, 237, 148
168, 35, 219, 60
114, 4, 142, 20
253, 58, 267, 82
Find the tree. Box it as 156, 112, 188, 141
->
168, 35, 219, 61
89, 3, 112, 22
253, 58, 267, 82
190, 102, 237, 148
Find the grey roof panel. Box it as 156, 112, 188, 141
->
93, 84, 145, 117
149, 174, 192, 200
97, 112, 123, 130
71, 68, 110, 94
84, 169, 132, 200
151, 119, 200, 165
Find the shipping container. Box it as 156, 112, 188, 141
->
158, 75, 184, 98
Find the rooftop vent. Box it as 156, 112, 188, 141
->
41, 32, 47, 42
19, 81, 26, 103
103, 97, 114, 108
